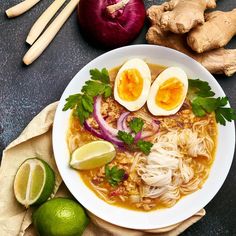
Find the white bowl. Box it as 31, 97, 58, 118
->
53, 45, 235, 229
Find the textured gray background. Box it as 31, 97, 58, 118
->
0, 0, 236, 235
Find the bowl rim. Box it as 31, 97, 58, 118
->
52, 44, 235, 230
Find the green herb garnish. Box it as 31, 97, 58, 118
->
117, 131, 134, 145
129, 118, 144, 134
90, 68, 110, 84
63, 68, 112, 124
105, 165, 125, 187
188, 79, 215, 97
188, 79, 236, 125
136, 140, 153, 155
117, 118, 153, 155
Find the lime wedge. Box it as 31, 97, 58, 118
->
14, 158, 55, 208
70, 141, 116, 170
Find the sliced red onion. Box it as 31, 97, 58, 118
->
84, 119, 124, 146
94, 96, 119, 136
84, 120, 103, 139
88, 96, 160, 146
134, 120, 160, 141
117, 111, 130, 132
122, 115, 131, 132
141, 121, 160, 139
93, 96, 124, 146
134, 131, 142, 142
117, 112, 127, 130
100, 129, 124, 147
153, 119, 161, 125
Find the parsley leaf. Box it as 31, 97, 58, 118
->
191, 102, 206, 117
82, 94, 93, 113
137, 140, 153, 155
216, 97, 228, 106
74, 98, 90, 124
215, 107, 236, 126
188, 79, 236, 126
104, 85, 112, 98
129, 118, 144, 134
188, 79, 215, 97
63, 68, 112, 124
191, 97, 219, 116
90, 68, 110, 84
117, 131, 134, 145
192, 96, 236, 125
105, 165, 125, 187
63, 94, 82, 111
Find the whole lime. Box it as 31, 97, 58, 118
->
33, 198, 89, 236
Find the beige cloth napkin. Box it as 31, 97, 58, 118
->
0, 102, 205, 236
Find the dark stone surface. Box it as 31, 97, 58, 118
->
0, 0, 236, 235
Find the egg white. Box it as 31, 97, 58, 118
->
114, 58, 151, 111
147, 67, 188, 116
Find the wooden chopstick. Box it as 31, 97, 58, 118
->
23, 0, 80, 65
6, 0, 41, 18
26, 0, 66, 45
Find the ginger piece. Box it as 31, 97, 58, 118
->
160, 0, 217, 34
187, 9, 236, 53
146, 5, 236, 76
199, 49, 236, 76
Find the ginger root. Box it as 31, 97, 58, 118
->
146, 5, 236, 76
160, 0, 216, 34
187, 9, 236, 53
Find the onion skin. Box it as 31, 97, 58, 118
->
78, 0, 146, 48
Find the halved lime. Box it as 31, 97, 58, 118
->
70, 141, 116, 170
13, 158, 55, 208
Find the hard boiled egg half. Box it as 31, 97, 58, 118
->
114, 58, 151, 111
147, 67, 188, 116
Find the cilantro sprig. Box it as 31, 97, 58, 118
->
129, 118, 144, 134
136, 140, 153, 155
117, 118, 153, 155
117, 131, 134, 145
105, 165, 125, 187
63, 68, 112, 124
188, 79, 236, 125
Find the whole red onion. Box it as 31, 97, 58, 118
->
78, 0, 146, 48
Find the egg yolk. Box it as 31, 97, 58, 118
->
117, 69, 143, 101
155, 78, 184, 110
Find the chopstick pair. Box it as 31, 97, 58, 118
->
6, 0, 80, 65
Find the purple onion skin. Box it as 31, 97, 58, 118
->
78, 0, 146, 49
